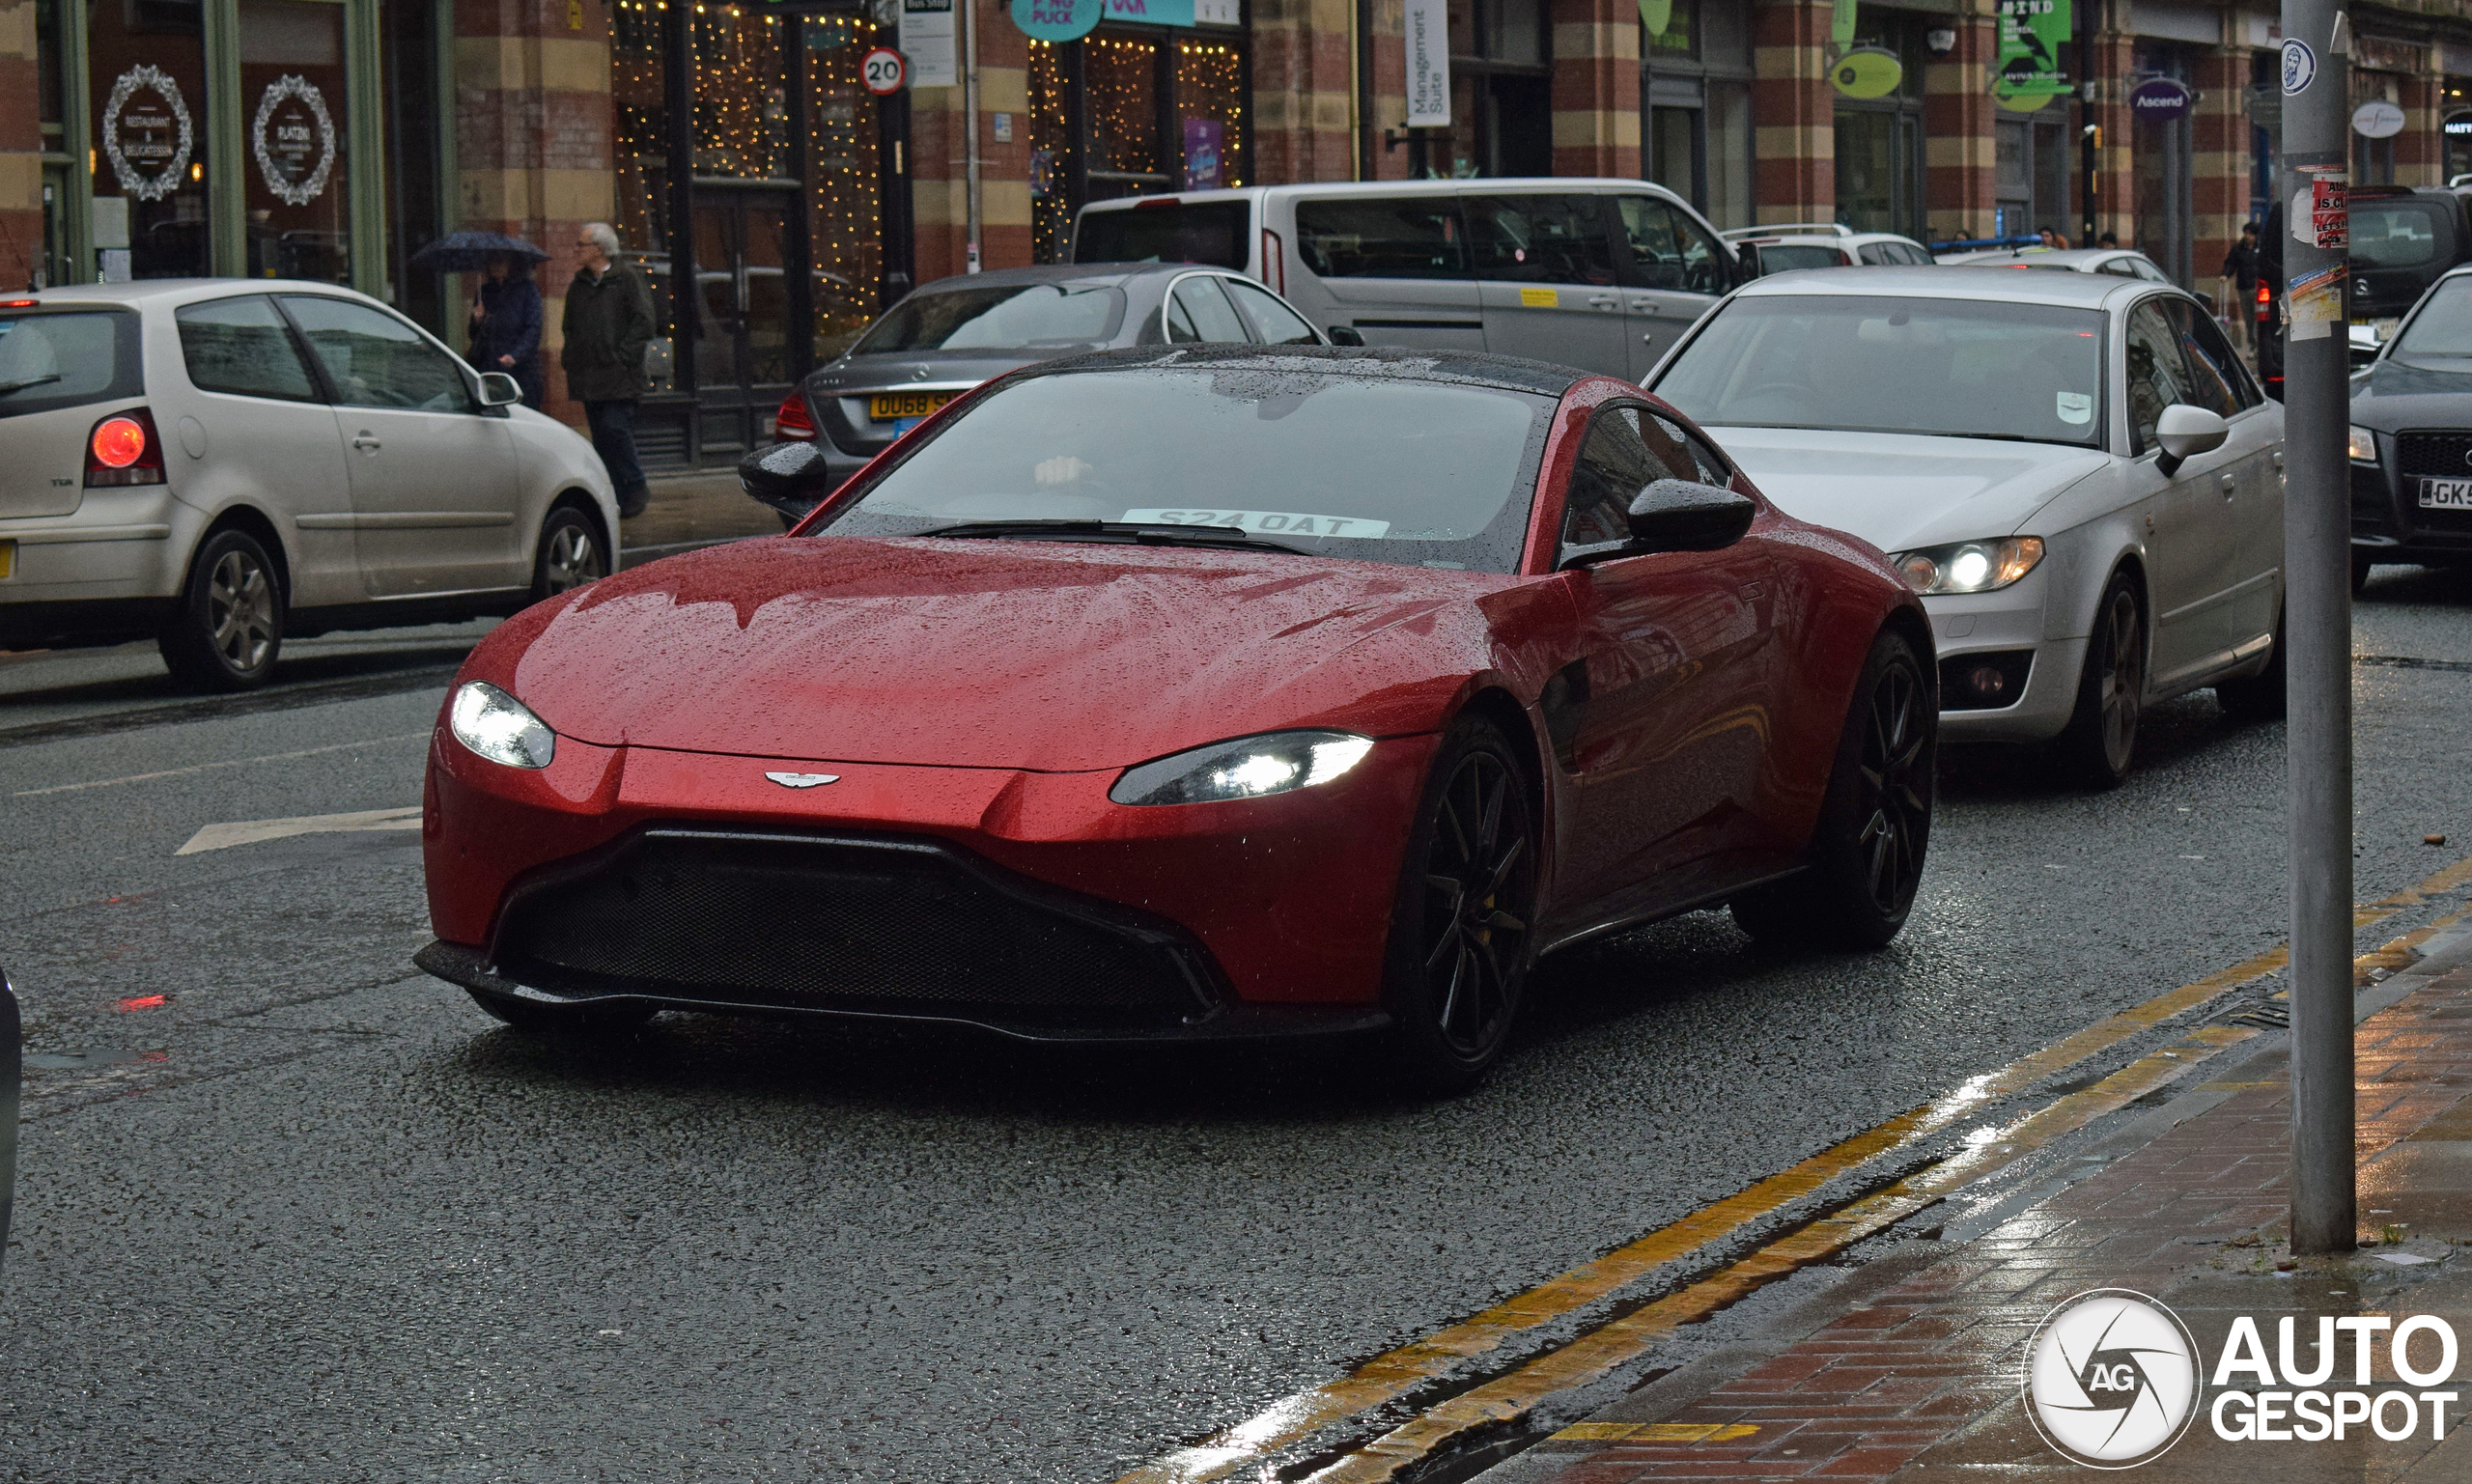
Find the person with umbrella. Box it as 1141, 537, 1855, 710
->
467, 252, 545, 409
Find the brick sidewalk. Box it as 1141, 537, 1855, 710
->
1510, 951, 2472, 1482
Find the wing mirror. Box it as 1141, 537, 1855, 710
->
1627, 478, 1758, 552
477, 372, 523, 407
2153, 404, 2229, 476
737, 437, 841, 524
1325, 325, 1366, 347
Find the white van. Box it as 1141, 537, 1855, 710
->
1072, 180, 1747, 381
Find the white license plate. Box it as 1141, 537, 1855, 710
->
2419, 478, 2472, 510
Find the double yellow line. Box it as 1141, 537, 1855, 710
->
1118, 855, 2472, 1484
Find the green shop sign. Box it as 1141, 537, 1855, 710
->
1995, 0, 2071, 106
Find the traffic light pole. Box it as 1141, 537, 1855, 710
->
2279, 0, 2357, 1257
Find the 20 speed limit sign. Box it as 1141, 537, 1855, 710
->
860, 46, 906, 95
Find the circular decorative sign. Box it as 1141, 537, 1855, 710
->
253, 75, 337, 208
2281, 38, 2317, 97
1830, 47, 1903, 100
859, 45, 907, 96
2353, 99, 2406, 139
101, 66, 195, 203
1010, 0, 1102, 43
2127, 77, 2194, 124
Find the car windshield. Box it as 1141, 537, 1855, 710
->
1652, 294, 2107, 448
0, 309, 140, 418
2394, 277, 2472, 356
819, 366, 1553, 573
1757, 244, 1844, 272
850, 283, 1128, 354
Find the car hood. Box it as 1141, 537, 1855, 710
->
2351, 354, 2472, 431
806, 350, 1068, 393
486, 537, 1534, 770
1706, 428, 2110, 551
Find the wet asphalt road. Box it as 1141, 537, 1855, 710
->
2, 572, 2469, 1483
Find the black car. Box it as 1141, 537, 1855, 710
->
743, 263, 1343, 526
2346, 265, 2472, 587
2261, 185, 2472, 396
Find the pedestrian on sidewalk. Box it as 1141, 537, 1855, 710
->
562, 222, 655, 519
2220, 221, 2261, 355
466, 252, 545, 410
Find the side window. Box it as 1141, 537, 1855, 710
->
1222, 277, 1321, 345
2097, 257, 2140, 277
1858, 242, 1892, 266
1647, 409, 1731, 485
2166, 299, 2248, 416
280, 296, 472, 411
176, 295, 318, 402
1615, 196, 1724, 294
1165, 276, 1252, 343
2132, 258, 2173, 283
1561, 405, 1693, 555
1292, 198, 1469, 280
2124, 300, 2195, 454
1467, 195, 1618, 286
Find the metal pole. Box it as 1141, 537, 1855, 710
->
2279, 0, 2356, 1256
963, 0, 983, 273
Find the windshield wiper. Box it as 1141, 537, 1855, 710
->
916, 519, 1309, 554
0, 374, 62, 396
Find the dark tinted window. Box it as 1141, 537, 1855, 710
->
1294, 197, 1469, 280
1756, 244, 1847, 273
2124, 300, 2194, 454
1222, 278, 1320, 345
1466, 195, 1617, 285
2351, 201, 2449, 269
826, 367, 1554, 574
0, 309, 141, 419
178, 295, 318, 401
1615, 196, 1725, 294
1562, 406, 1694, 552
852, 282, 1127, 353
1073, 201, 1251, 269
2168, 299, 2253, 415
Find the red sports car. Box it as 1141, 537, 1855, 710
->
417, 347, 1933, 1089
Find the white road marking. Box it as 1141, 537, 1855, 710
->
12, 731, 431, 798
175, 805, 424, 855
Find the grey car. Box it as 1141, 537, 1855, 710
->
747, 262, 1338, 525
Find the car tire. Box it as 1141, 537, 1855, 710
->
157, 527, 283, 692
531, 504, 609, 602
1381, 716, 1538, 1096
1729, 629, 1935, 950
2052, 570, 2147, 788
464, 987, 655, 1034
2215, 608, 2287, 722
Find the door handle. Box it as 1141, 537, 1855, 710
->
2218, 472, 2237, 496
1631, 299, 1660, 314
1587, 294, 1618, 309
1642, 333, 1659, 345
351, 433, 380, 451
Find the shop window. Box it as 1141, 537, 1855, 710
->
1446, 0, 1550, 178
804, 14, 887, 360
694, 5, 791, 180
240, 0, 351, 285
1643, 0, 1752, 228
86, 0, 212, 280
1030, 40, 1074, 263
1174, 37, 1247, 190
1028, 24, 1252, 265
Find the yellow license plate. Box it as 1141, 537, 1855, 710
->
0, 539, 13, 580
869, 392, 955, 421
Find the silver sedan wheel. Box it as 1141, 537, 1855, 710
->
541, 520, 605, 594
209, 548, 276, 673
2094, 584, 2145, 774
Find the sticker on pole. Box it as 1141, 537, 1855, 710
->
2289, 262, 2347, 340
859, 45, 907, 95
2281, 38, 2317, 95
2291, 172, 2349, 250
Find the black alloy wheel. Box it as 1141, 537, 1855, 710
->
1731, 630, 1935, 949
2055, 572, 2147, 787
532, 504, 609, 601
464, 987, 656, 1034
1385, 719, 1537, 1094
158, 528, 283, 692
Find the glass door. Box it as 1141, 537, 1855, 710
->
689, 187, 796, 454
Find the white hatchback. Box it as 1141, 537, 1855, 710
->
0, 281, 618, 690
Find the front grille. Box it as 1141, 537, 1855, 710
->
493, 828, 1216, 1026
2392, 432, 2472, 535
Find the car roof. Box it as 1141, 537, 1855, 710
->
1731, 265, 2154, 309
1006, 343, 1595, 398
25, 278, 386, 310
908, 263, 1230, 293
1939, 247, 2145, 268
1076, 178, 1697, 208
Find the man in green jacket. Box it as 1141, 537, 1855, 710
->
562, 222, 656, 518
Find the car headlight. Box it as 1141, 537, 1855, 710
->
2349, 425, 2379, 463
1889, 536, 2045, 596
449, 681, 556, 770
1110, 730, 1374, 805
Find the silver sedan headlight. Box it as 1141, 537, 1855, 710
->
1110, 730, 1374, 806
450, 681, 556, 770
1889, 536, 2046, 596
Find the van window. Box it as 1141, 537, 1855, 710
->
1294, 198, 1469, 279
1074, 201, 1250, 269
1615, 197, 1725, 293
1465, 195, 1617, 285
0, 308, 141, 420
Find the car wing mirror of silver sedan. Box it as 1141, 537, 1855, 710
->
2153, 404, 2230, 477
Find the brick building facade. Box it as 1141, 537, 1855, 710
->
13, 0, 2472, 462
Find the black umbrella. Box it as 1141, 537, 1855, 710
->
408, 231, 552, 273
